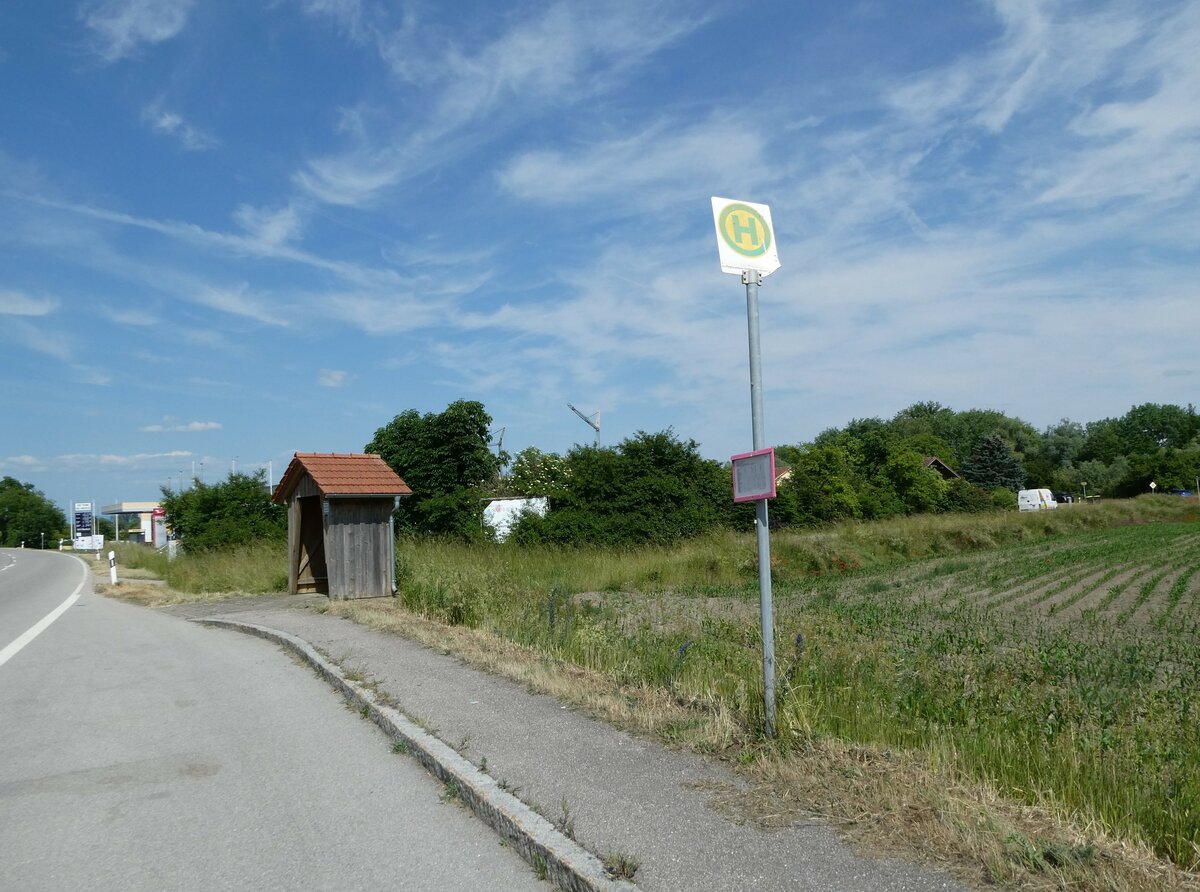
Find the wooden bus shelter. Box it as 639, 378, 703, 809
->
272, 453, 412, 599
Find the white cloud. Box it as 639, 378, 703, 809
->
498, 118, 769, 207
293, 154, 401, 208
4, 319, 73, 362
0, 455, 42, 469
884, 0, 1142, 134
0, 290, 57, 316
79, 0, 195, 62
317, 369, 348, 387
298, 0, 371, 43
233, 202, 305, 249
192, 284, 286, 327
13, 192, 402, 288
293, 1, 707, 207
100, 304, 158, 326
1033, 3, 1200, 208
55, 450, 193, 467
0, 317, 112, 386
142, 101, 218, 151
140, 419, 222, 433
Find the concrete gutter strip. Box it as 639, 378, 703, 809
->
194, 618, 637, 892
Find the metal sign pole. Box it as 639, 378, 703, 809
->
744, 269, 777, 738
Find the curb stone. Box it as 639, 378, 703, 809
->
194, 618, 638, 892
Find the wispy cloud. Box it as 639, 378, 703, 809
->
1033, 3, 1200, 209
142, 100, 219, 151
79, 0, 195, 63
317, 368, 348, 387
293, 1, 709, 207
498, 117, 769, 208
232, 202, 305, 249
0, 317, 112, 386
140, 418, 222, 432
9, 191, 407, 288
54, 450, 193, 467
0, 290, 57, 316
192, 284, 286, 327
100, 304, 158, 326
5, 318, 74, 362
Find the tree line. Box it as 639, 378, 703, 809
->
129, 398, 1200, 551
363, 399, 1200, 545
0, 477, 68, 548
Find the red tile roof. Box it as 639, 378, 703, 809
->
273, 453, 412, 503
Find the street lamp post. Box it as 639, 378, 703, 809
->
1081, 481, 1087, 503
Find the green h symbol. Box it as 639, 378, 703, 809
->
732, 213, 760, 248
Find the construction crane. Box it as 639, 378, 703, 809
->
567, 404, 600, 446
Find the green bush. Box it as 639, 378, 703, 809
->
990, 488, 1018, 510
160, 472, 285, 552
941, 478, 993, 513
514, 429, 731, 545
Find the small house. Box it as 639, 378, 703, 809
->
272, 453, 412, 599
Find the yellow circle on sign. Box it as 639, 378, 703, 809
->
718, 203, 771, 258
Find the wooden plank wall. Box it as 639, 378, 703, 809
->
287, 497, 301, 594
324, 498, 393, 599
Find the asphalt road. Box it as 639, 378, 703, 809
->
0, 549, 545, 891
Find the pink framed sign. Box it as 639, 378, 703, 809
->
731, 447, 777, 502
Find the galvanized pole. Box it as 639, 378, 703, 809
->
743, 269, 777, 738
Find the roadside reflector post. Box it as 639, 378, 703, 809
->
712, 196, 782, 739
108, 550, 118, 585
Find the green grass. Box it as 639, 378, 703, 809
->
111, 541, 287, 593
387, 498, 1200, 871
116, 496, 1200, 872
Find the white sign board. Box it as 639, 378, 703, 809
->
73, 501, 94, 538
711, 197, 781, 277
731, 448, 777, 503
73, 535, 104, 551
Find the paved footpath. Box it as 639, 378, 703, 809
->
164, 594, 965, 892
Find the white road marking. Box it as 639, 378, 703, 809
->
0, 557, 88, 669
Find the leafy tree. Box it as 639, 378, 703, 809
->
1039, 419, 1087, 466
507, 447, 570, 497
1117, 403, 1200, 454
882, 448, 948, 514
1078, 418, 1125, 464
959, 434, 1026, 492
941, 478, 993, 513
1024, 418, 1085, 487
1109, 446, 1200, 497
953, 410, 1040, 464
366, 400, 504, 537
514, 429, 730, 545
0, 477, 68, 547
1071, 457, 1130, 498
890, 401, 957, 445
160, 471, 284, 551
773, 445, 862, 526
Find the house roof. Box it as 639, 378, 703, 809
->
272, 453, 412, 503
922, 456, 961, 480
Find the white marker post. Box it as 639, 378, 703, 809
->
108, 550, 118, 585
712, 197, 782, 737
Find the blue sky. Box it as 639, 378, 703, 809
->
2, 0, 1198, 515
